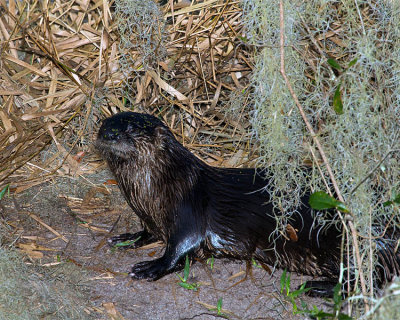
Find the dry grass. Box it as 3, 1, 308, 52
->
0, 0, 255, 191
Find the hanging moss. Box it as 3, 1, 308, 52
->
239, 0, 400, 313
375, 277, 400, 320
115, 0, 167, 73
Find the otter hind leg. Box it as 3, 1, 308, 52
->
300, 280, 338, 297
108, 229, 156, 249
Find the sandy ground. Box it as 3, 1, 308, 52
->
2, 169, 333, 319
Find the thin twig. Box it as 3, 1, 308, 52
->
279, 0, 369, 311
354, 0, 366, 36
350, 149, 398, 194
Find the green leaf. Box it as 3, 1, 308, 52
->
336, 202, 349, 213
333, 83, 344, 115
183, 255, 190, 282
238, 35, 250, 43
0, 184, 9, 200
309, 191, 339, 210
179, 282, 193, 290
309, 191, 349, 213
177, 274, 184, 282
327, 58, 343, 71
251, 258, 262, 268
113, 236, 141, 248
383, 200, 393, 207
285, 272, 291, 294
207, 256, 215, 269
347, 58, 358, 68
291, 284, 311, 298
186, 283, 199, 291
383, 193, 400, 207
311, 311, 335, 318
338, 314, 354, 320
333, 283, 342, 307
217, 298, 223, 313
300, 300, 308, 310
280, 270, 287, 294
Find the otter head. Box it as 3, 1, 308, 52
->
95, 112, 172, 162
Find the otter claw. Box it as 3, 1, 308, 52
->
130, 259, 169, 281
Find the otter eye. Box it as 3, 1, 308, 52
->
126, 124, 139, 135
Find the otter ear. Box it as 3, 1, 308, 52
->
154, 125, 173, 145
154, 125, 171, 137
153, 126, 171, 149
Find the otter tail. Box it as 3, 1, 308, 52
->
376, 238, 400, 285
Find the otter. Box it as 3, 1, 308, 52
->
95, 112, 399, 290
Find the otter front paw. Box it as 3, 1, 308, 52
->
130, 259, 170, 281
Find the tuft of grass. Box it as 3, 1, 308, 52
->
280, 270, 311, 314
280, 270, 352, 320
0, 248, 96, 320
177, 255, 200, 291
208, 297, 228, 319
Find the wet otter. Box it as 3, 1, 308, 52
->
95, 112, 399, 288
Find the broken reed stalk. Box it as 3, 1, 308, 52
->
278, 0, 369, 311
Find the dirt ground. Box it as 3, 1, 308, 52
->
1, 168, 333, 320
